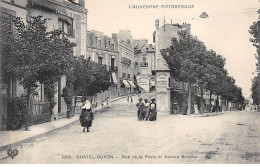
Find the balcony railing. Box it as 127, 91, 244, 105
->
140, 62, 148, 67
121, 57, 131, 66
109, 66, 118, 72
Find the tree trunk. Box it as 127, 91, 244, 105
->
200, 86, 204, 114
216, 94, 219, 113
187, 83, 191, 115
25, 87, 31, 131
209, 90, 212, 113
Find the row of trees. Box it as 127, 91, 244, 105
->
161, 30, 244, 114
3, 16, 110, 130
249, 9, 260, 107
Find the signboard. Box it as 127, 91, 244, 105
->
136, 75, 150, 92
156, 72, 169, 93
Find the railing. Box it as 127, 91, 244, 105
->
109, 66, 118, 72
30, 101, 52, 125
121, 57, 131, 66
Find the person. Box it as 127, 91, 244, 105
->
194, 103, 199, 115
143, 99, 150, 120
80, 100, 94, 132
101, 100, 104, 107
148, 98, 157, 121
106, 97, 111, 108
136, 98, 144, 120
127, 95, 133, 107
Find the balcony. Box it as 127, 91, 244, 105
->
140, 62, 148, 67
121, 57, 131, 66
109, 66, 118, 72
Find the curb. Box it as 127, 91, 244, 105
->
0, 95, 131, 153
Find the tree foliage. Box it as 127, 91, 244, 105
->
2, 16, 76, 129
161, 30, 244, 107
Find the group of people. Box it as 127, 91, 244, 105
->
136, 98, 157, 121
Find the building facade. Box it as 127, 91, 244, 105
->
133, 40, 155, 92
87, 30, 120, 106
0, 0, 29, 130
113, 30, 137, 95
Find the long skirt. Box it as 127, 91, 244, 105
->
80, 112, 93, 128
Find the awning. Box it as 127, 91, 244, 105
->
150, 80, 155, 87
58, 14, 73, 25
111, 72, 117, 85
127, 80, 136, 88
123, 80, 130, 88
31, 0, 67, 14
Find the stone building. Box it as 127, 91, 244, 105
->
133, 40, 156, 92
0, 0, 29, 130
87, 30, 120, 105
28, 0, 88, 119
113, 30, 137, 95
153, 19, 192, 113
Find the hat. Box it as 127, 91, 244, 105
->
151, 98, 155, 102
138, 98, 143, 101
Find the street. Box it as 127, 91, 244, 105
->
0, 95, 260, 164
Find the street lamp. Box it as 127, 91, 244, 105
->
200, 12, 209, 19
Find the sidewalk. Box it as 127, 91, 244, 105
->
0, 95, 129, 152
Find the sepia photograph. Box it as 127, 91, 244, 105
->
0, 0, 260, 164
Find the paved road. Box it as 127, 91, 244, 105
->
1, 95, 260, 164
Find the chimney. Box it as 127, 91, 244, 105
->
155, 19, 159, 30
78, 0, 85, 7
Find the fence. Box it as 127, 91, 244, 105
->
30, 101, 52, 125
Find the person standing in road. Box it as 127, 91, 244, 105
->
148, 98, 157, 121
106, 97, 111, 108
136, 98, 144, 120
143, 99, 150, 120
127, 95, 133, 107
80, 100, 94, 132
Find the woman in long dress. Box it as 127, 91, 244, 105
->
80, 100, 94, 132
148, 98, 157, 121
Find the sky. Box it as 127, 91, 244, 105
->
85, 0, 260, 99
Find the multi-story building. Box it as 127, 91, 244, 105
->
0, 0, 88, 127
153, 19, 191, 113
113, 30, 137, 95
87, 30, 120, 105
133, 40, 155, 92
28, 0, 88, 119
0, 0, 28, 130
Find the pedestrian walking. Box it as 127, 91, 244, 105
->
127, 95, 133, 107
106, 97, 111, 108
143, 99, 150, 120
148, 98, 157, 121
194, 103, 199, 115
136, 98, 144, 120
80, 100, 94, 132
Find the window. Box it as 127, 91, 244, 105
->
143, 57, 146, 62
109, 41, 111, 46
111, 44, 114, 50
98, 56, 102, 65
111, 58, 115, 70
98, 40, 101, 47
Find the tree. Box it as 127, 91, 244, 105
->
249, 9, 260, 109
3, 16, 76, 130
161, 30, 212, 114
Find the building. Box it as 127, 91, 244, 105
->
133, 40, 156, 92
0, 0, 29, 130
113, 30, 137, 95
153, 19, 191, 113
0, 0, 88, 129
28, 0, 88, 119
87, 30, 120, 105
